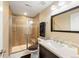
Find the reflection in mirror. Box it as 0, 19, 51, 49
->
51, 6, 79, 32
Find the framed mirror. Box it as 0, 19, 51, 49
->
51, 6, 79, 33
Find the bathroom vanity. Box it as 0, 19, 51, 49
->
39, 44, 59, 58
38, 38, 79, 58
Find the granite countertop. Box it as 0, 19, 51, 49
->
38, 38, 79, 58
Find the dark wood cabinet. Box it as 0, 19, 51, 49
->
39, 44, 59, 58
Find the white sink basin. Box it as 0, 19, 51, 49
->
38, 38, 79, 58
45, 40, 78, 55
45, 40, 64, 48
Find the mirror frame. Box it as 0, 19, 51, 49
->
51, 6, 79, 33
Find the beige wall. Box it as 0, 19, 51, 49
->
39, 3, 79, 48
3, 1, 10, 57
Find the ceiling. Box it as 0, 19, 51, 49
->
9, 1, 54, 17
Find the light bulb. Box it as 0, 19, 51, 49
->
24, 12, 27, 15
29, 21, 33, 24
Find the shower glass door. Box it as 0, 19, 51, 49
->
10, 16, 27, 53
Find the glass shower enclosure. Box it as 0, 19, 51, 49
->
9, 16, 36, 54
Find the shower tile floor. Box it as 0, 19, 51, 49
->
10, 44, 39, 58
